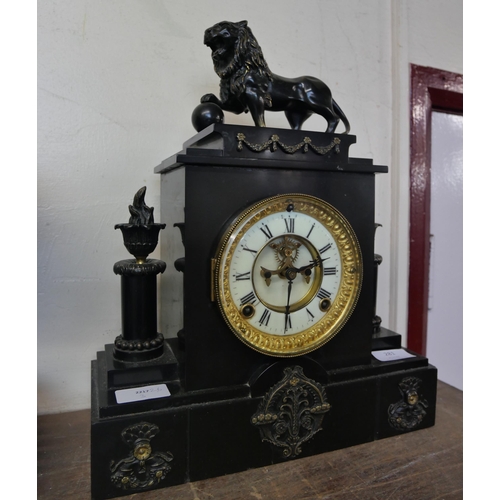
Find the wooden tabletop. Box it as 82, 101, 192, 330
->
38, 380, 462, 500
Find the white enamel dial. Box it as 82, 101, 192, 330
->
230, 211, 341, 335
214, 194, 362, 357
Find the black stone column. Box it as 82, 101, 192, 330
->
113, 259, 166, 362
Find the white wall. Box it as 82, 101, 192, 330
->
38, 0, 462, 413
387, 0, 463, 335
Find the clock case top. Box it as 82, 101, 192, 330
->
155, 124, 388, 393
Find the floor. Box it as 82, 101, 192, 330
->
38, 380, 462, 500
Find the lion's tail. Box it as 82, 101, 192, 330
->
332, 98, 350, 134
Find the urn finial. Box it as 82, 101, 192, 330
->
115, 187, 166, 264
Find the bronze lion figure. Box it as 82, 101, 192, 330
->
201, 20, 350, 134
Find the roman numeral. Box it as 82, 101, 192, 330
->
260, 224, 273, 240
284, 217, 295, 233
317, 288, 332, 300
285, 315, 292, 330
306, 308, 315, 321
240, 291, 257, 305
324, 267, 337, 276
307, 223, 315, 238
319, 243, 332, 254
258, 308, 272, 326
234, 271, 251, 281
242, 245, 257, 256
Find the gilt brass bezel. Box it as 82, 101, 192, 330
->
214, 193, 363, 357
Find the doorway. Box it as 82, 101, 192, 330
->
427, 111, 463, 389
407, 65, 463, 388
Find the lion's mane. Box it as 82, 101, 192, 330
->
209, 21, 272, 103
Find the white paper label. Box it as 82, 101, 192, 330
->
371, 348, 416, 362
115, 384, 171, 404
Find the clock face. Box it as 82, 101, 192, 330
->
213, 194, 363, 357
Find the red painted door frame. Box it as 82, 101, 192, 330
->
407, 64, 463, 355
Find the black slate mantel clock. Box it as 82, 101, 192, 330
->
90, 123, 437, 499
157, 124, 389, 393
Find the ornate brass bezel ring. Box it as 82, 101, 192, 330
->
214, 193, 363, 357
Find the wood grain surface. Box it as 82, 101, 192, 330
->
38, 381, 462, 499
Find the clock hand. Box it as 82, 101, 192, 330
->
295, 256, 330, 273
284, 267, 297, 333
292, 257, 330, 284
262, 256, 329, 286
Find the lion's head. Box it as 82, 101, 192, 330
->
204, 20, 271, 81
